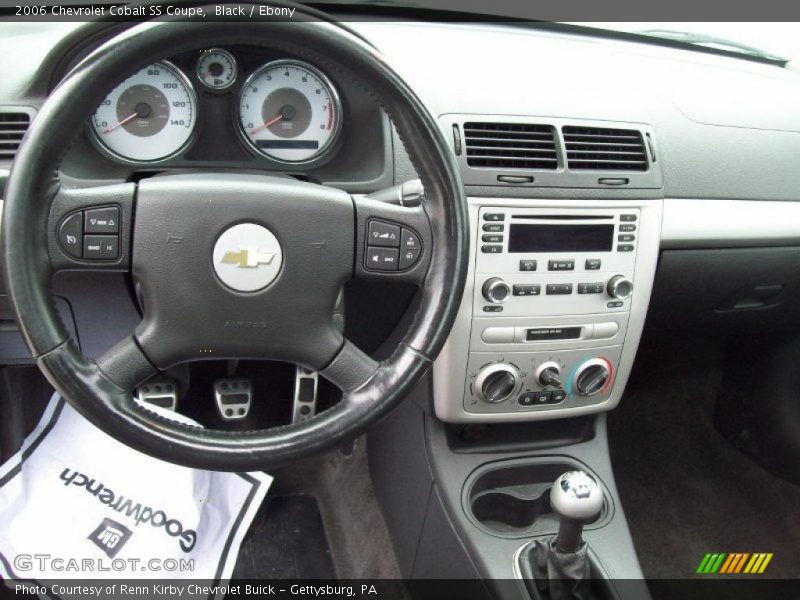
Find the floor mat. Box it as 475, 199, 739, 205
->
609, 339, 800, 579
233, 495, 335, 579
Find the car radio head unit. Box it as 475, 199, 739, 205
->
508, 221, 615, 253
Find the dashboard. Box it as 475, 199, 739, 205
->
4, 19, 800, 426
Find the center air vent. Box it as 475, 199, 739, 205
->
563, 126, 647, 171
0, 111, 32, 161
464, 122, 557, 170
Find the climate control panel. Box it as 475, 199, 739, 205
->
465, 349, 621, 415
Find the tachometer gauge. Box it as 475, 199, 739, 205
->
238, 60, 342, 164
91, 61, 196, 163
196, 48, 237, 90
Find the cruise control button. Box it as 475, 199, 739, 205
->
366, 247, 399, 271
546, 283, 573, 295
399, 246, 421, 270
368, 220, 400, 247
519, 259, 537, 271
84, 206, 119, 234
58, 211, 83, 259
83, 235, 119, 260
548, 259, 574, 271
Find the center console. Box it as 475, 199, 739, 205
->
434, 198, 662, 422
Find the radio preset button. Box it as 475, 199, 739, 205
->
546, 283, 573, 295
482, 245, 503, 254
483, 213, 505, 221
618, 234, 635, 242
585, 258, 602, 270
519, 260, 538, 271
619, 224, 637, 232
548, 259, 575, 271
578, 282, 604, 294
482, 234, 503, 243
620, 214, 638, 222
617, 244, 635, 252
513, 284, 541, 296
483, 223, 504, 232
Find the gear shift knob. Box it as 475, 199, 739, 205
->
550, 470, 603, 553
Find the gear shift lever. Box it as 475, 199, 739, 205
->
551, 470, 604, 552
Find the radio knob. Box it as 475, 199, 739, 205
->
482, 277, 511, 304
607, 275, 633, 300
535, 361, 563, 388
574, 359, 611, 397
475, 363, 521, 403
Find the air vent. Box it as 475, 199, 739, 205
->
563, 126, 647, 171
463, 122, 558, 170
0, 112, 31, 161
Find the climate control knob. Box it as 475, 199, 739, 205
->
607, 275, 633, 300
482, 278, 511, 304
475, 363, 521, 403
535, 361, 563, 388
574, 359, 611, 397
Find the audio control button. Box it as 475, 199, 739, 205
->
585, 258, 602, 270
617, 244, 635, 252
619, 224, 636, 232
513, 284, 541, 296
519, 260, 537, 271
618, 234, 635, 242
482, 234, 503, 243
483, 213, 505, 221
546, 283, 573, 295
620, 214, 637, 222
578, 282, 604, 294
483, 223, 504, 232
368, 220, 401, 247
482, 245, 502, 253
549, 259, 575, 271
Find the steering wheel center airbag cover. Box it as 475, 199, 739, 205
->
213, 223, 283, 292
133, 173, 353, 369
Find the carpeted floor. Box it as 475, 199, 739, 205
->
609, 338, 800, 579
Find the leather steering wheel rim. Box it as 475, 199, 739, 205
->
2, 5, 468, 471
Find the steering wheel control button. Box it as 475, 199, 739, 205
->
212, 223, 283, 293
519, 259, 538, 271
58, 212, 83, 259
84, 207, 119, 234
398, 228, 422, 269
83, 235, 119, 260
366, 247, 399, 271
549, 259, 575, 271
214, 379, 252, 420
368, 220, 401, 247
546, 283, 573, 295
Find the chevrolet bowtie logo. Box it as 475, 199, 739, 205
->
220, 247, 276, 268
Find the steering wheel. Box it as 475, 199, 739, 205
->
2, 5, 468, 471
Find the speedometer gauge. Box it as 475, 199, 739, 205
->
238, 60, 342, 164
91, 61, 196, 163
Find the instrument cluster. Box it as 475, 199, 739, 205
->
89, 47, 343, 166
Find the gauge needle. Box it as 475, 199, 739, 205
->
249, 114, 284, 136
103, 112, 139, 135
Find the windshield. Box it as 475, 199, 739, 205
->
568, 22, 797, 64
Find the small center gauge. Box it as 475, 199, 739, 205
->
196, 48, 237, 90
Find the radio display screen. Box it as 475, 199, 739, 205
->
508, 224, 614, 253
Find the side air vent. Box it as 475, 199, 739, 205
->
563, 126, 648, 171
464, 122, 558, 170
0, 111, 31, 161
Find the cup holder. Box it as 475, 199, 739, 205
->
465, 458, 611, 538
